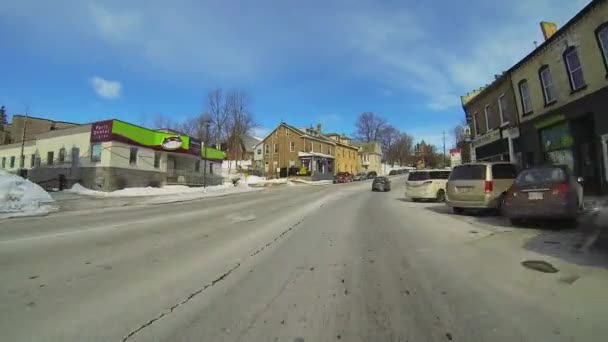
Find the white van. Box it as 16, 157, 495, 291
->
405, 169, 451, 202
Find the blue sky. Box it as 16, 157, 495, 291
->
0, 0, 590, 147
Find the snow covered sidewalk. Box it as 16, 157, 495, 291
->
0, 170, 58, 219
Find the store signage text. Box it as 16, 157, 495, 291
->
472, 129, 501, 148
161, 136, 183, 150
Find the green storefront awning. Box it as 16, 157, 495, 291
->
203, 146, 225, 160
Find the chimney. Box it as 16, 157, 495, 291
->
316, 123, 322, 133
540, 21, 558, 40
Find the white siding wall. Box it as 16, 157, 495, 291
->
0, 131, 108, 171
107, 141, 167, 172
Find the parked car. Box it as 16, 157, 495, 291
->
405, 169, 450, 202
365, 171, 378, 179
445, 162, 517, 214
353, 172, 367, 181
335, 172, 353, 183
389, 170, 398, 176
503, 165, 583, 225
372, 176, 391, 191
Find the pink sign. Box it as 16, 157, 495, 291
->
91, 120, 113, 142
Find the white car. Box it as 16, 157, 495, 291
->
405, 169, 451, 202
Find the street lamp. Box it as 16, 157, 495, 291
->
202, 119, 211, 188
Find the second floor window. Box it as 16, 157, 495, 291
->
473, 112, 480, 136
498, 94, 508, 125
539, 66, 556, 104
274, 143, 278, 153
47, 151, 54, 165
484, 105, 491, 131
519, 80, 532, 115
59, 148, 66, 163
290, 141, 295, 152
564, 47, 586, 91
30, 154, 35, 168
265, 144, 269, 154
129, 147, 138, 165
597, 24, 608, 71
10, 156, 15, 168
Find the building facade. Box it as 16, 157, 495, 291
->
358, 142, 382, 174
461, 73, 521, 165
325, 133, 359, 174
0, 118, 225, 191
260, 123, 336, 180
509, 0, 608, 194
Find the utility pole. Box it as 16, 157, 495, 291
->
19, 106, 29, 178
203, 118, 211, 188
442, 130, 446, 168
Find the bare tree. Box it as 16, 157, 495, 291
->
355, 112, 387, 142
394, 133, 414, 166
380, 125, 400, 164
152, 114, 176, 130
206, 89, 230, 148
177, 113, 212, 140
223, 90, 256, 169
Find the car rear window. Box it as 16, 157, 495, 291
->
450, 165, 486, 180
515, 168, 567, 185
408, 172, 429, 181
491, 164, 517, 179
430, 171, 450, 179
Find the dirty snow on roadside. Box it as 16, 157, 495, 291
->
64, 182, 260, 200
0, 170, 57, 218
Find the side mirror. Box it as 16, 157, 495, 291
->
577, 176, 584, 183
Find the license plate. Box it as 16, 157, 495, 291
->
456, 187, 470, 193
528, 192, 544, 200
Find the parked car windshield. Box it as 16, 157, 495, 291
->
491, 164, 517, 179
450, 165, 486, 180
515, 167, 567, 185
408, 172, 429, 181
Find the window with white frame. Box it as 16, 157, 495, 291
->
498, 94, 508, 125
539, 66, 556, 104
564, 47, 586, 91
265, 144, 269, 154
597, 24, 608, 71
484, 105, 491, 131
472, 112, 480, 136
290, 141, 295, 152
518, 80, 533, 114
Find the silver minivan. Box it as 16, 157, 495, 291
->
445, 162, 517, 213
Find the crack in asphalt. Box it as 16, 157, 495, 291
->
121, 217, 306, 342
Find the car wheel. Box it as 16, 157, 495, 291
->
452, 207, 464, 214
436, 190, 446, 202
496, 194, 506, 216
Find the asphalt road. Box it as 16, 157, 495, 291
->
1, 178, 607, 342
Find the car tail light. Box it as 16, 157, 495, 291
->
509, 185, 519, 197
551, 183, 569, 199
484, 180, 493, 193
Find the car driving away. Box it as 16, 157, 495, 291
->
503, 165, 583, 226
404, 169, 450, 202
372, 176, 391, 191
446, 162, 517, 214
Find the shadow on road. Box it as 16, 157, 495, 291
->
424, 204, 514, 228
522, 214, 608, 269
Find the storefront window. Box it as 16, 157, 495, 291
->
540, 122, 574, 172
546, 150, 574, 172
91, 143, 102, 162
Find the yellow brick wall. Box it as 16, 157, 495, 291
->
511, 3, 608, 123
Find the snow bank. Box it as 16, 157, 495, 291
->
290, 179, 334, 186
0, 170, 57, 218
245, 176, 290, 186
64, 181, 262, 203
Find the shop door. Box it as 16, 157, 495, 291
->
572, 116, 599, 195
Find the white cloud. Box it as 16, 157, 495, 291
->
90, 76, 122, 99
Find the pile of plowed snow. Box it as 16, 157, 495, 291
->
0, 170, 56, 218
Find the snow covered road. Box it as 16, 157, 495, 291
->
1, 179, 608, 341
